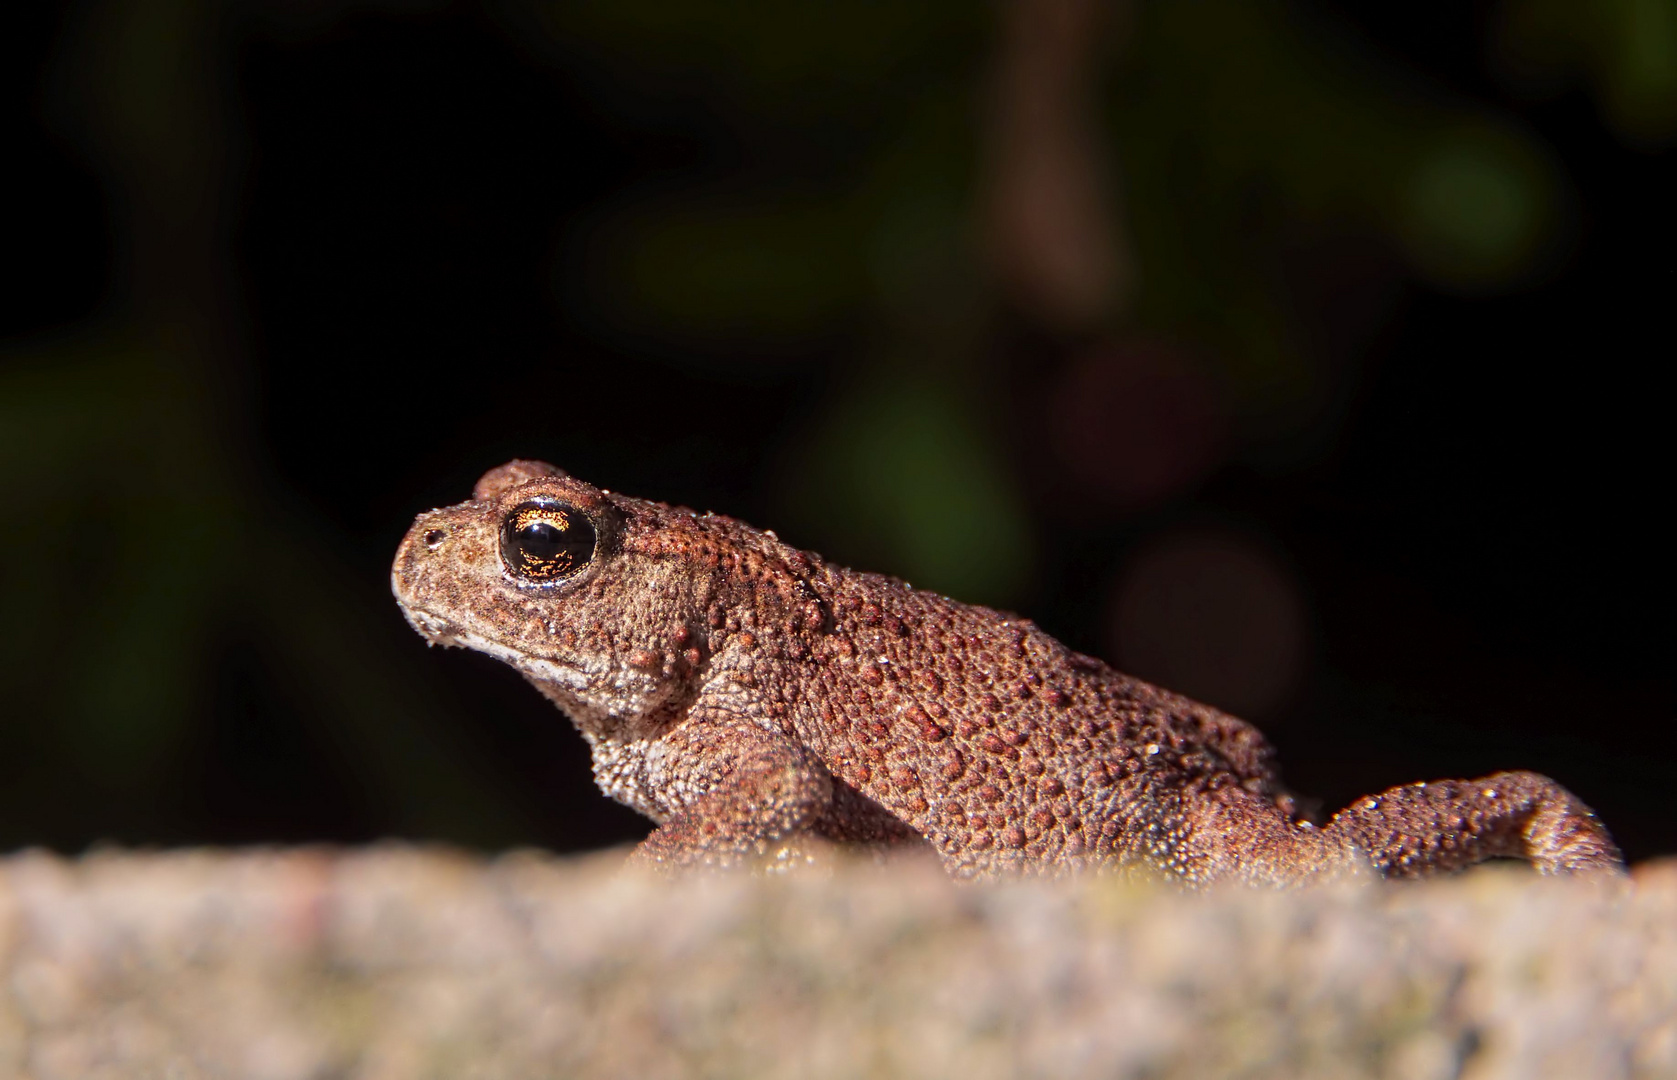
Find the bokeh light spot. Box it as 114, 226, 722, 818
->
1109, 529, 1308, 720
1401, 132, 1551, 289
1046, 341, 1226, 509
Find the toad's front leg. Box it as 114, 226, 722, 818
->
1326, 770, 1623, 877
623, 709, 838, 872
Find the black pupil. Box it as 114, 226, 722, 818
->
501, 502, 595, 582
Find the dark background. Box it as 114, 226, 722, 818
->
2, 1, 1670, 862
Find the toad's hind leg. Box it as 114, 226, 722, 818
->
1326, 770, 1623, 877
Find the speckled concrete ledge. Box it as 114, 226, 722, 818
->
0, 846, 1672, 1079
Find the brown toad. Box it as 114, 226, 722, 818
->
391, 460, 1622, 883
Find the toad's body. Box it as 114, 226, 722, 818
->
392, 461, 1621, 883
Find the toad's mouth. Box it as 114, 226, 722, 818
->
400, 605, 465, 647
394, 599, 603, 701
396, 602, 512, 663
397, 604, 527, 670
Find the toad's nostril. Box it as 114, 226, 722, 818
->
424, 528, 447, 550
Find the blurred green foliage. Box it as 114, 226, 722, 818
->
548, 0, 1639, 594
776, 366, 1034, 603
2, 0, 532, 844
549, 2, 982, 349
1500, 0, 1677, 146
0, 338, 218, 780
0, 331, 529, 841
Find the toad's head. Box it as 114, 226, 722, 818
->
391, 460, 822, 735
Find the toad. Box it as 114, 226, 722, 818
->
391, 460, 1622, 883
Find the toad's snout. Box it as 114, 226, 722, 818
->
389, 504, 489, 640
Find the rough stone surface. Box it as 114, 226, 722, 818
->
0, 847, 1672, 1079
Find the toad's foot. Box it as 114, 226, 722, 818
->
1327, 770, 1623, 878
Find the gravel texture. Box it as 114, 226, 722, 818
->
0, 846, 1672, 1079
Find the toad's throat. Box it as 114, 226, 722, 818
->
397, 600, 680, 732
398, 602, 580, 685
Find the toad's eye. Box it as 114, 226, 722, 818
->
499, 500, 596, 583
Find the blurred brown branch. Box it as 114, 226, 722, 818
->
983, 0, 1131, 330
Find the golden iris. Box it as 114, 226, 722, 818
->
500, 500, 596, 582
